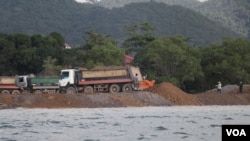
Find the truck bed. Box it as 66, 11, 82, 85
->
81, 66, 129, 78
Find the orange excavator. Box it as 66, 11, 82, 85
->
139, 79, 155, 90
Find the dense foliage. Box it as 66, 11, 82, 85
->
1, 22, 249, 92
0, 31, 125, 76
0, 32, 64, 76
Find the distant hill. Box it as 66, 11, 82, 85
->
97, 0, 250, 39
0, 0, 241, 46
196, 0, 250, 38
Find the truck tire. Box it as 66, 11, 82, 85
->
84, 86, 94, 94
109, 84, 120, 93
1, 90, 10, 94
67, 87, 77, 94
122, 84, 132, 92
12, 90, 21, 95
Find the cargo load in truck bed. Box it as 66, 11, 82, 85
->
0, 77, 15, 84
81, 66, 136, 79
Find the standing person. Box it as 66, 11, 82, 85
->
133, 73, 139, 90
239, 81, 243, 93
216, 81, 222, 94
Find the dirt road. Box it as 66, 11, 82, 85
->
1, 82, 250, 109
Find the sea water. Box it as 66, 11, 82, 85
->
0, 106, 249, 141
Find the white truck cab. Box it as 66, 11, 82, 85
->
59, 69, 76, 87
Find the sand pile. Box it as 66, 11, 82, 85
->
149, 82, 201, 105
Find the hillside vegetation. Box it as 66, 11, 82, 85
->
196, 0, 250, 38
97, 0, 250, 39
0, 0, 241, 46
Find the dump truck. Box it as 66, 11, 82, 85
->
59, 65, 155, 94
0, 76, 21, 94
0, 75, 59, 94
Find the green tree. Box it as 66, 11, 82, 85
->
0, 35, 17, 75
86, 43, 125, 68
41, 56, 62, 76
0, 33, 65, 75
135, 35, 203, 90
82, 31, 125, 69
14, 47, 40, 74
201, 38, 250, 89
61, 48, 80, 68
32, 33, 65, 73
83, 30, 114, 50
123, 22, 156, 54
47, 32, 65, 48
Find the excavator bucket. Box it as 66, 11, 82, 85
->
139, 80, 155, 90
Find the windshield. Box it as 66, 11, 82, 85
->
61, 71, 69, 79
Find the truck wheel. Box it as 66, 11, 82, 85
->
1, 90, 10, 94
34, 90, 42, 94
67, 87, 77, 94
84, 86, 94, 94
109, 84, 120, 93
122, 84, 132, 92
12, 90, 21, 95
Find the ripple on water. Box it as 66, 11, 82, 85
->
80, 117, 102, 120
210, 124, 221, 128
97, 121, 108, 125
125, 116, 136, 119
0, 138, 17, 141
137, 134, 151, 140
203, 117, 213, 120
49, 120, 61, 124
84, 139, 100, 141
23, 122, 33, 127
186, 120, 197, 124
25, 130, 39, 134
243, 114, 250, 117
224, 117, 233, 120
155, 126, 168, 131
0, 124, 16, 129
173, 132, 190, 135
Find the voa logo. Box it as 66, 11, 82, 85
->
226, 129, 246, 136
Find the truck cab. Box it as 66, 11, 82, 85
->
59, 69, 81, 93
59, 69, 73, 87
15, 75, 31, 90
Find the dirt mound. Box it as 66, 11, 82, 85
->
148, 82, 201, 105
